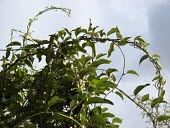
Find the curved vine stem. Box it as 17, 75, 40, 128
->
13, 111, 83, 128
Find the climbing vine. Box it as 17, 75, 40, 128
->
0, 6, 169, 128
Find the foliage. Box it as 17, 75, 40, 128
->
0, 6, 169, 128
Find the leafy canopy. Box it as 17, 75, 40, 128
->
0, 6, 169, 128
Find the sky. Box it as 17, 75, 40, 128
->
0, 0, 170, 128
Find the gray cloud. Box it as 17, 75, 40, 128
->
0, 1, 169, 127
148, 1, 170, 69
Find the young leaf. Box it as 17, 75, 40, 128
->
48, 96, 65, 107
115, 91, 124, 100
134, 36, 144, 42
6, 48, 11, 59
141, 94, 149, 102
24, 59, 33, 68
86, 97, 113, 105
152, 54, 160, 58
126, 70, 139, 76
102, 113, 115, 118
134, 84, 150, 96
112, 117, 122, 124
70, 100, 76, 110
151, 96, 163, 108
139, 55, 148, 65
157, 115, 170, 122
96, 53, 107, 59
24, 121, 36, 128
108, 42, 114, 57
88, 59, 111, 68
107, 28, 117, 36
106, 68, 118, 76
97, 81, 118, 89
160, 90, 165, 97
110, 74, 116, 82
152, 76, 160, 81
6, 41, 21, 47
90, 115, 105, 124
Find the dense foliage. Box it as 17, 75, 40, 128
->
0, 7, 170, 128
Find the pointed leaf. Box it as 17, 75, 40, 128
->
115, 91, 124, 100
96, 53, 107, 59
112, 117, 122, 124
48, 96, 65, 107
134, 84, 150, 96
106, 68, 118, 76
88, 59, 111, 68
141, 94, 149, 102
70, 100, 76, 110
90, 115, 105, 124
86, 97, 113, 105
24, 59, 32, 68
152, 76, 160, 81
139, 55, 148, 65
151, 96, 163, 108
108, 42, 114, 57
7, 41, 21, 47
107, 28, 117, 36
6, 48, 11, 59
160, 90, 165, 97
97, 81, 118, 89
126, 70, 139, 76
24, 121, 36, 128
157, 115, 170, 122
102, 113, 115, 118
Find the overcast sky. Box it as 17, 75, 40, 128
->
0, 0, 170, 128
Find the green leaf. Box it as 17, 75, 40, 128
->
24, 121, 36, 128
102, 113, 115, 118
96, 53, 107, 59
152, 54, 160, 58
97, 81, 118, 89
139, 55, 148, 65
63, 28, 71, 36
7, 41, 21, 47
6, 48, 11, 59
90, 115, 105, 124
24, 59, 32, 68
151, 96, 163, 108
134, 36, 144, 42
112, 117, 122, 124
134, 84, 150, 96
70, 100, 76, 110
118, 41, 127, 46
107, 28, 117, 36
157, 115, 170, 122
91, 43, 96, 57
126, 70, 139, 76
116, 32, 122, 39
122, 37, 131, 41
152, 76, 160, 81
48, 96, 65, 107
88, 59, 111, 68
75, 27, 81, 37
106, 68, 118, 76
86, 97, 113, 105
110, 74, 116, 82
79, 68, 90, 79
115, 91, 124, 100
160, 90, 165, 97
102, 107, 109, 112
141, 94, 149, 102
88, 19, 92, 31
108, 42, 114, 57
